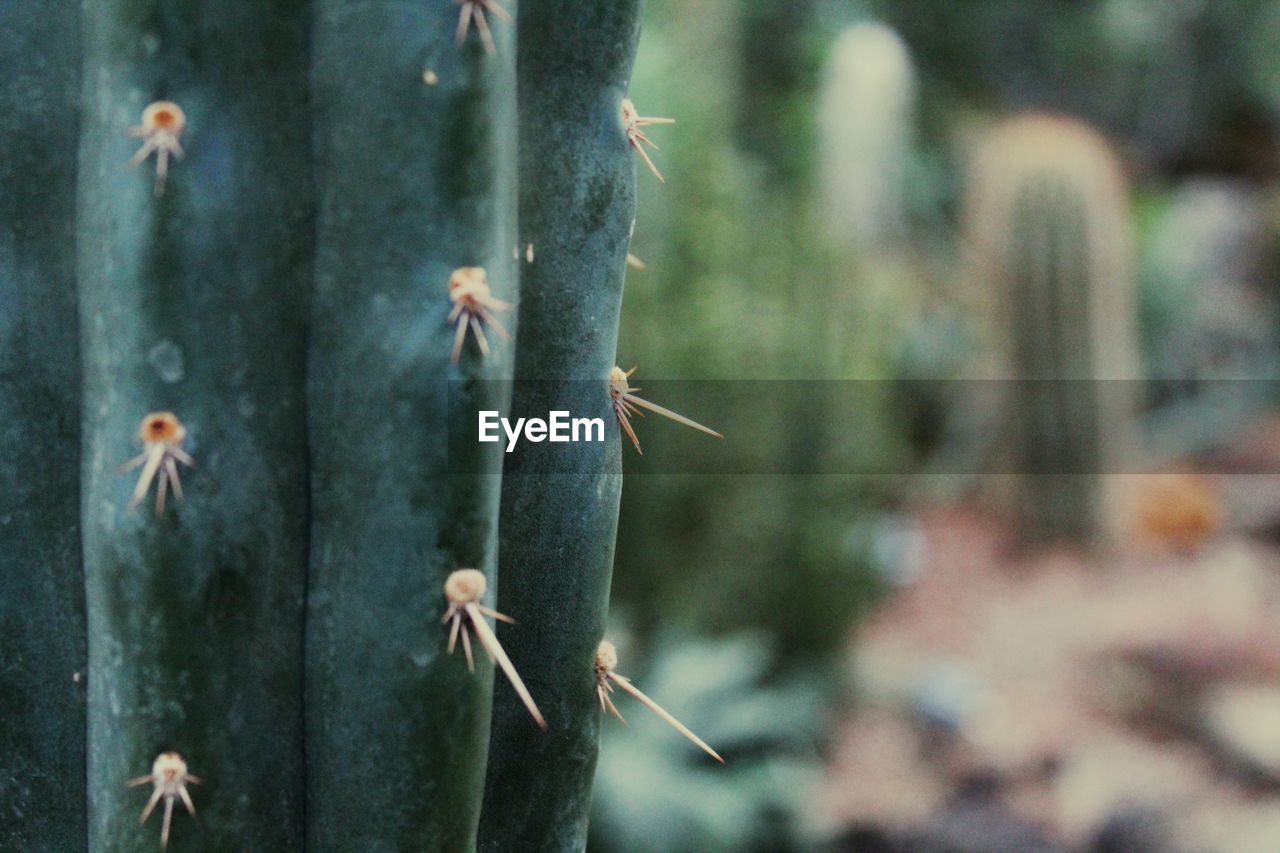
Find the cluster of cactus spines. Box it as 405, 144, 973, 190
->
126, 752, 202, 850
448, 266, 515, 363
966, 113, 1139, 545
121, 412, 193, 516
2, 0, 722, 849
818, 22, 917, 250
126, 101, 186, 197
443, 569, 547, 729
610, 365, 723, 455
306, 0, 517, 847
594, 641, 724, 763
0, 2, 86, 849
622, 97, 676, 183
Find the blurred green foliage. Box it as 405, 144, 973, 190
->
608, 0, 1280, 846
588, 633, 823, 852
613, 0, 1280, 657
614, 0, 893, 665
875, 0, 1280, 177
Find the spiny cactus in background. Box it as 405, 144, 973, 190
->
818, 22, 917, 250
966, 113, 1139, 545
817, 21, 926, 454
307, 0, 516, 848
0, 2, 85, 849
478, 1, 644, 849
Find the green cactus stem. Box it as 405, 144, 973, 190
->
77, 2, 313, 848
306, 1, 517, 849
478, 1, 643, 849
0, 3, 85, 849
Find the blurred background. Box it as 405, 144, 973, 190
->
591, 1, 1280, 851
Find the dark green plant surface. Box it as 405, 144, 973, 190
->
875, 0, 1280, 176
307, 2, 517, 849
77, 2, 313, 849
0, 3, 85, 849
478, 1, 642, 849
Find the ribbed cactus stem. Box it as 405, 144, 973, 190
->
77, 3, 313, 848
0, 3, 86, 848
968, 114, 1138, 545
306, 2, 517, 849
478, 1, 643, 849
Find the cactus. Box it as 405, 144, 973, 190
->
306, 1, 516, 849
966, 113, 1139, 545
3, 0, 656, 848
0, 2, 86, 849
76, 2, 314, 848
818, 22, 916, 250
477, 1, 642, 849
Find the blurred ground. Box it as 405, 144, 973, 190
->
820, 456, 1280, 852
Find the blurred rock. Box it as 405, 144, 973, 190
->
908, 660, 988, 737
1054, 727, 1210, 840
1178, 798, 1280, 853
1211, 419, 1280, 537
820, 710, 944, 830
1202, 684, 1280, 785
829, 509, 1280, 852
831, 779, 1066, 853
897, 790, 1063, 853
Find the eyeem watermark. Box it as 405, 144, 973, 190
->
479, 410, 605, 452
